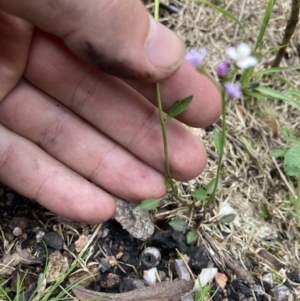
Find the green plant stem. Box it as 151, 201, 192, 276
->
154, 0, 159, 20
205, 89, 227, 208
155, 83, 172, 184
272, 0, 300, 67
155, 83, 186, 204
153, 0, 188, 205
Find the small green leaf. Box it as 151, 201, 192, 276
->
165, 96, 193, 121
285, 230, 295, 240
206, 178, 220, 195
191, 189, 208, 201
213, 127, 222, 153
260, 206, 270, 219
280, 127, 291, 140
169, 218, 187, 232
284, 142, 300, 177
219, 213, 236, 224
186, 231, 198, 245
270, 149, 286, 158
135, 198, 161, 211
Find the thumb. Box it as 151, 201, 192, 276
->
0, 0, 185, 82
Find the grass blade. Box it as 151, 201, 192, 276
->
254, 86, 300, 110
193, 0, 247, 40
254, 0, 275, 53
253, 65, 300, 77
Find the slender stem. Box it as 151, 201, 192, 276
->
154, 0, 160, 20
153, 0, 188, 204
272, 0, 300, 67
205, 89, 227, 208
155, 83, 172, 183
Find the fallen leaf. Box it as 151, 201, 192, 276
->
0, 244, 41, 276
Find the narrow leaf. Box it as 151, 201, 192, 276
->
135, 198, 161, 211
284, 89, 300, 99
254, 86, 300, 110
186, 231, 199, 245
166, 96, 193, 121
219, 213, 236, 224
194, 0, 247, 40
206, 178, 220, 195
260, 206, 270, 219
253, 64, 300, 77
191, 189, 208, 201
213, 127, 222, 153
254, 0, 275, 52
169, 218, 187, 232
269, 149, 286, 158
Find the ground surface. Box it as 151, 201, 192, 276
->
1, 0, 300, 300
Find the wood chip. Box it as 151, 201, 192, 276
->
215, 272, 228, 290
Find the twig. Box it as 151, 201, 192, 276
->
73, 279, 195, 301
272, 0, 300, 67
202, 233, 255, 285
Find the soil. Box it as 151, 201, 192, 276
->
1, 0, 300, 300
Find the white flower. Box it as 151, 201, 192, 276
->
226, 43, 258, 69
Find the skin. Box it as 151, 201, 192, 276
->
0, 0, 221, 223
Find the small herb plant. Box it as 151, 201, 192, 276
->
270, 126, 300, 225
136, 0, 300, 238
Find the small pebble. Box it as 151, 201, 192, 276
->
12, 227, 22, 237
187, 246, 208, 274
270, 284, 292, 301
36, 231, 45, 243
262, 272, 274, 291
143, 267, 157, 285
9, 217, 29, 231
43, 232, 64, 250
100, 273, 120, 289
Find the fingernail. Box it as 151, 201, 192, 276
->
146, 15, 185, 71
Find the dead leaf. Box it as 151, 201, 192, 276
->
0, 244, 41, 276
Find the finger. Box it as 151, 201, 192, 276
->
0, 0, 185, 82
25, 32, 207, 181
0, 79, 167, 201
0, 9, 33, 100
125, 61, 222, 128
0, 124, 115, 223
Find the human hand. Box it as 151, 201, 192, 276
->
0, 0, 221, 223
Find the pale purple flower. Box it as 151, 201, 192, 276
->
226, 43, 257, 69
216, 62, 229, 76
224, 82, 242, 99
185, 47, 206, 68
